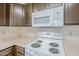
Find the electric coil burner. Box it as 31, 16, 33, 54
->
49, 48, 59, 54
31, 43, 41, 48
37, 40, 43, 43
25, 32, 65, 56
49, 43, 59, 47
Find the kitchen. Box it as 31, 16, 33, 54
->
0, 3, 79, 56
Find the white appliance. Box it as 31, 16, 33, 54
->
32, 6, 64, 27
25, 32, 65, 56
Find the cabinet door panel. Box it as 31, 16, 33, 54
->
13, 4, 23, 25
32, 3, 45, 12
65, 3, 79, 25
24, 3, 32, 26
45, 3, 63, 9
0, 4, 6, 25
10, 4, 24, 26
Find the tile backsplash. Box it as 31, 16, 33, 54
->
0, 25, 79, 41
63, 25, 79, 37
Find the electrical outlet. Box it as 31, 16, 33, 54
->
69, 32, 72, 36
68, 31, 79, 37
2, 31, 6, 35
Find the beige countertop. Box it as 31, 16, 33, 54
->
0, 33, 37, 50
0, 33, 79, 56
63, 36, 79, 56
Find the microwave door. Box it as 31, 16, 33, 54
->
32, 16, 51, 27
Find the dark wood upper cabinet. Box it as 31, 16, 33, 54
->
0, 3, 10, 26
32, 3, 45, 12
24, 3, 32, 26
0, 3, 5, 26
9, 4, 25, 26
0, 3, 7, 26
9, 3, 32, 26
0, 3, 79, 26
65, 3, 79, 25
32, 3, 63, 12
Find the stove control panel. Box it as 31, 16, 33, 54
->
37, 32, 62, 39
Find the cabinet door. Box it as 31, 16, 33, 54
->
32, 3, 63, 12
24, 3, 32, 26
32, 3, 45, 12
65, 3, 79, 25
10, 4, 25, 26
0, 4, 6, 26
45, 3, 63, 9
6, 3, 10, 26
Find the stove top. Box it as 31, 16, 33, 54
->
26, 38, 65, 56
25, 32, 65, 56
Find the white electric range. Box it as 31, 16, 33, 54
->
25, 32, 65, 56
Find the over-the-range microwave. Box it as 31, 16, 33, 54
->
32, 6, 64, 27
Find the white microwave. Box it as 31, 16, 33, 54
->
32, 6, 64, 27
